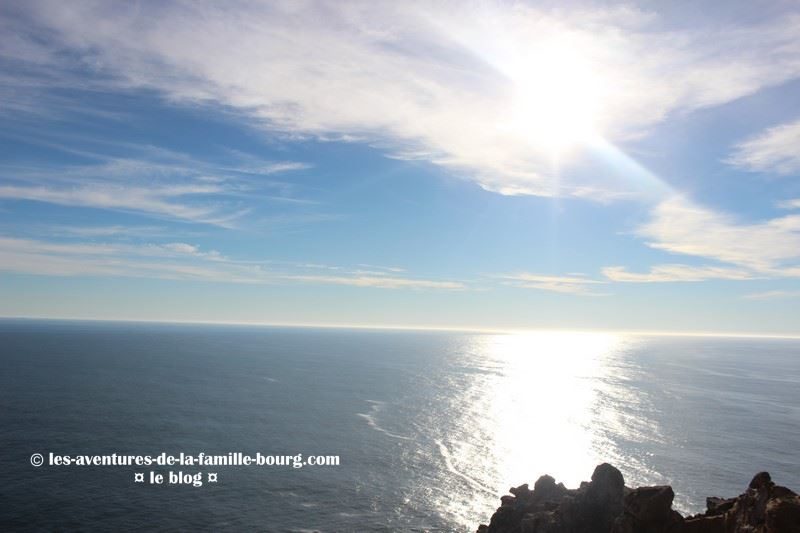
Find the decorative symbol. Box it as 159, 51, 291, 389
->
134, 473, 145, 483
208, 472, 218, 483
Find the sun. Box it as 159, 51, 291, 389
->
504, 39, 605, 155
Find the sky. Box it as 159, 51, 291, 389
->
1, 1, 800, 335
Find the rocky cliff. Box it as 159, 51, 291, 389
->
476, 464, 800, 533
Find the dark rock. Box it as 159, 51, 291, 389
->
751, 472, 773, 490
511, 484, 531, 498
476, 464, 800, 533
766, 495, 800, 532
623, 485, 675, 523
612, 486, 683, 533
533, 475, 567, 503
706, 496, 735, 515
683, 514, 725, 533
591, 463, 625, 495
581, 463, 625, 531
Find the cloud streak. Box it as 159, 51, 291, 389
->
0, 183, 235, 226
778, 199, 800, 210
728, 118, 800, 175
0, 139, 313, 227
743, 290, 800, 300
497, 273, 608, 295
635, 196, 800, 275
603, 264, 757, 283
0, 236, 464, 290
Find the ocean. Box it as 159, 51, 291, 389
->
1, 320, 798, 531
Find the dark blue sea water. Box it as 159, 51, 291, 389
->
1, 320, 799, 531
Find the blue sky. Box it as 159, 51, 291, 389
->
2, 1, 800, 334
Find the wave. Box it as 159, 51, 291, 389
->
356, 400, 413, 440
434, 439, 495, 496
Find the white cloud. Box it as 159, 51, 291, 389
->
0, 236, 463, 290
0, 142, 314, 227
357, 263, 406, 273
743, 290, 800, 300
50, 225, 167, 238
227, 161, 311, 176
0, 236, 223, 260
636, 196, 800, 274
728, 118, 800, 175
7, 2, 800, 198
6, 3, 800, 296
778, 198, 800, 210
0, 237, 244, 280
0, 183, 237, 226
283, 274, 463, 290
603, 264, 756, 283
497, 273, 607, 295
161, 242, 198, 254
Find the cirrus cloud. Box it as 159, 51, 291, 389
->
635, 196, 800, 275
0, 235, 463, 290
497, 273, 608, 295
603, 264, 757, 283
727, 118, 800, 176
5, 1, 800, 199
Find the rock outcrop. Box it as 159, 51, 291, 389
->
476, 464, 800, 533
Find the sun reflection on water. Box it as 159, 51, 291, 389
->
430, 331, 639, 529
482, 332, 623, 489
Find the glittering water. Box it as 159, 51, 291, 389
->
1, 320, 798, 531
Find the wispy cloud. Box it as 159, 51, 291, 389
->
778, 198, 800, 210
728, 118, 800, 175
47, 225, 169, 238
601, 193, 800, 284
0, 183, 239, 226
603, 264, 757, 283
743, 290, 800, 300
283, 274, 463, 290
635, 195, 800, 275
0, 139, 314, 227
219, 154, 312, 176
357, 263, 406, 274
0, 236, 224, 261
6, 2, 800, 199
0, 236, 463, 290
497, 273, 608, 295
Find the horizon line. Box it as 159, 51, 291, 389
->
2, 315, 800, 340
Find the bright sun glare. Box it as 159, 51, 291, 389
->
506, 40, 604, 154
486, 332, 621, 487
